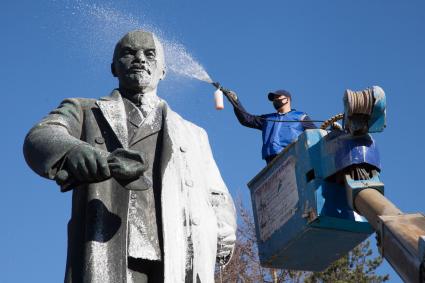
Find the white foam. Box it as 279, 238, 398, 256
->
66, 1, 212, 83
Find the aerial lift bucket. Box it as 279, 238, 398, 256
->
247, 86, 386, 271
248, 87, 425, 282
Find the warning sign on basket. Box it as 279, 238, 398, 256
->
254, 157, 299, 242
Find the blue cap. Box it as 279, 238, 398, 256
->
268, 89, 292, 101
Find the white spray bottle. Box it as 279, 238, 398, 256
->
212, 82, 224, 110
214, 88, 224, 110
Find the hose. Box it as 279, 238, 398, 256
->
320, 88, 374, 130
213, 83, 373, 127
345, 88, 374, 116
320, 113, 344, 130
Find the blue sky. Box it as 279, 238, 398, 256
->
1, 0, 424, 282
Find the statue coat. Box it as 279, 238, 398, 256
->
24, 90, 237, 283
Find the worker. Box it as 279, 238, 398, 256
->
221, 88, 317, 164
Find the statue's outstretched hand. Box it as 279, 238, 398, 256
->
64, 144, 111, 182
57, 147, 148, 191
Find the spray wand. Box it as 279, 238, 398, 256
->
209, 81, 328, 125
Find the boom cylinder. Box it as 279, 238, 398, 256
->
354, 189, 402, 230
353, 188, 425, 283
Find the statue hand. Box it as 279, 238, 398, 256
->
216, 252, 231, 266
64, 144, 111, 182
107, 149, 147, 180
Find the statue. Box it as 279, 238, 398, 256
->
23, 30, 236, 283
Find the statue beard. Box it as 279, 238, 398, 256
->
126, 72, 152, 89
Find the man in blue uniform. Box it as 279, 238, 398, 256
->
222, 89, 316, 164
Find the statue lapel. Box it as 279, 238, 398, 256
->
128, 101, 164, 148
96, 90, 129, 149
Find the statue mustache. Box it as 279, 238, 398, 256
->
129, 64, 151, 75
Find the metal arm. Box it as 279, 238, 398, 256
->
353, 188, 425, 283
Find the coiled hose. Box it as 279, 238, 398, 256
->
320, 113, 344, 130
345, 88, 374, 116
320, 88, 374, 130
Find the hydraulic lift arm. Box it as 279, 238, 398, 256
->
353, 188, 425, 282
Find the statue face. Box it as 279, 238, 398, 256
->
112, 31, 165, 93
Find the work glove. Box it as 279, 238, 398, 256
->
221, 87, 238, 102
212, 82, 238, 102
63, 144, 110, 183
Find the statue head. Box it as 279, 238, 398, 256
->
111, 30, 166, 94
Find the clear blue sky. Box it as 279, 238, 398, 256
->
1, 0, 424, 282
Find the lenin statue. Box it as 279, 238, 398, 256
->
23, 30, 237, 283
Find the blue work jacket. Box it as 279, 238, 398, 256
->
261, 111, 306, 159
228, 98, 316, 159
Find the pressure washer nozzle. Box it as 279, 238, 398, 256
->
212, 82, 221, 89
